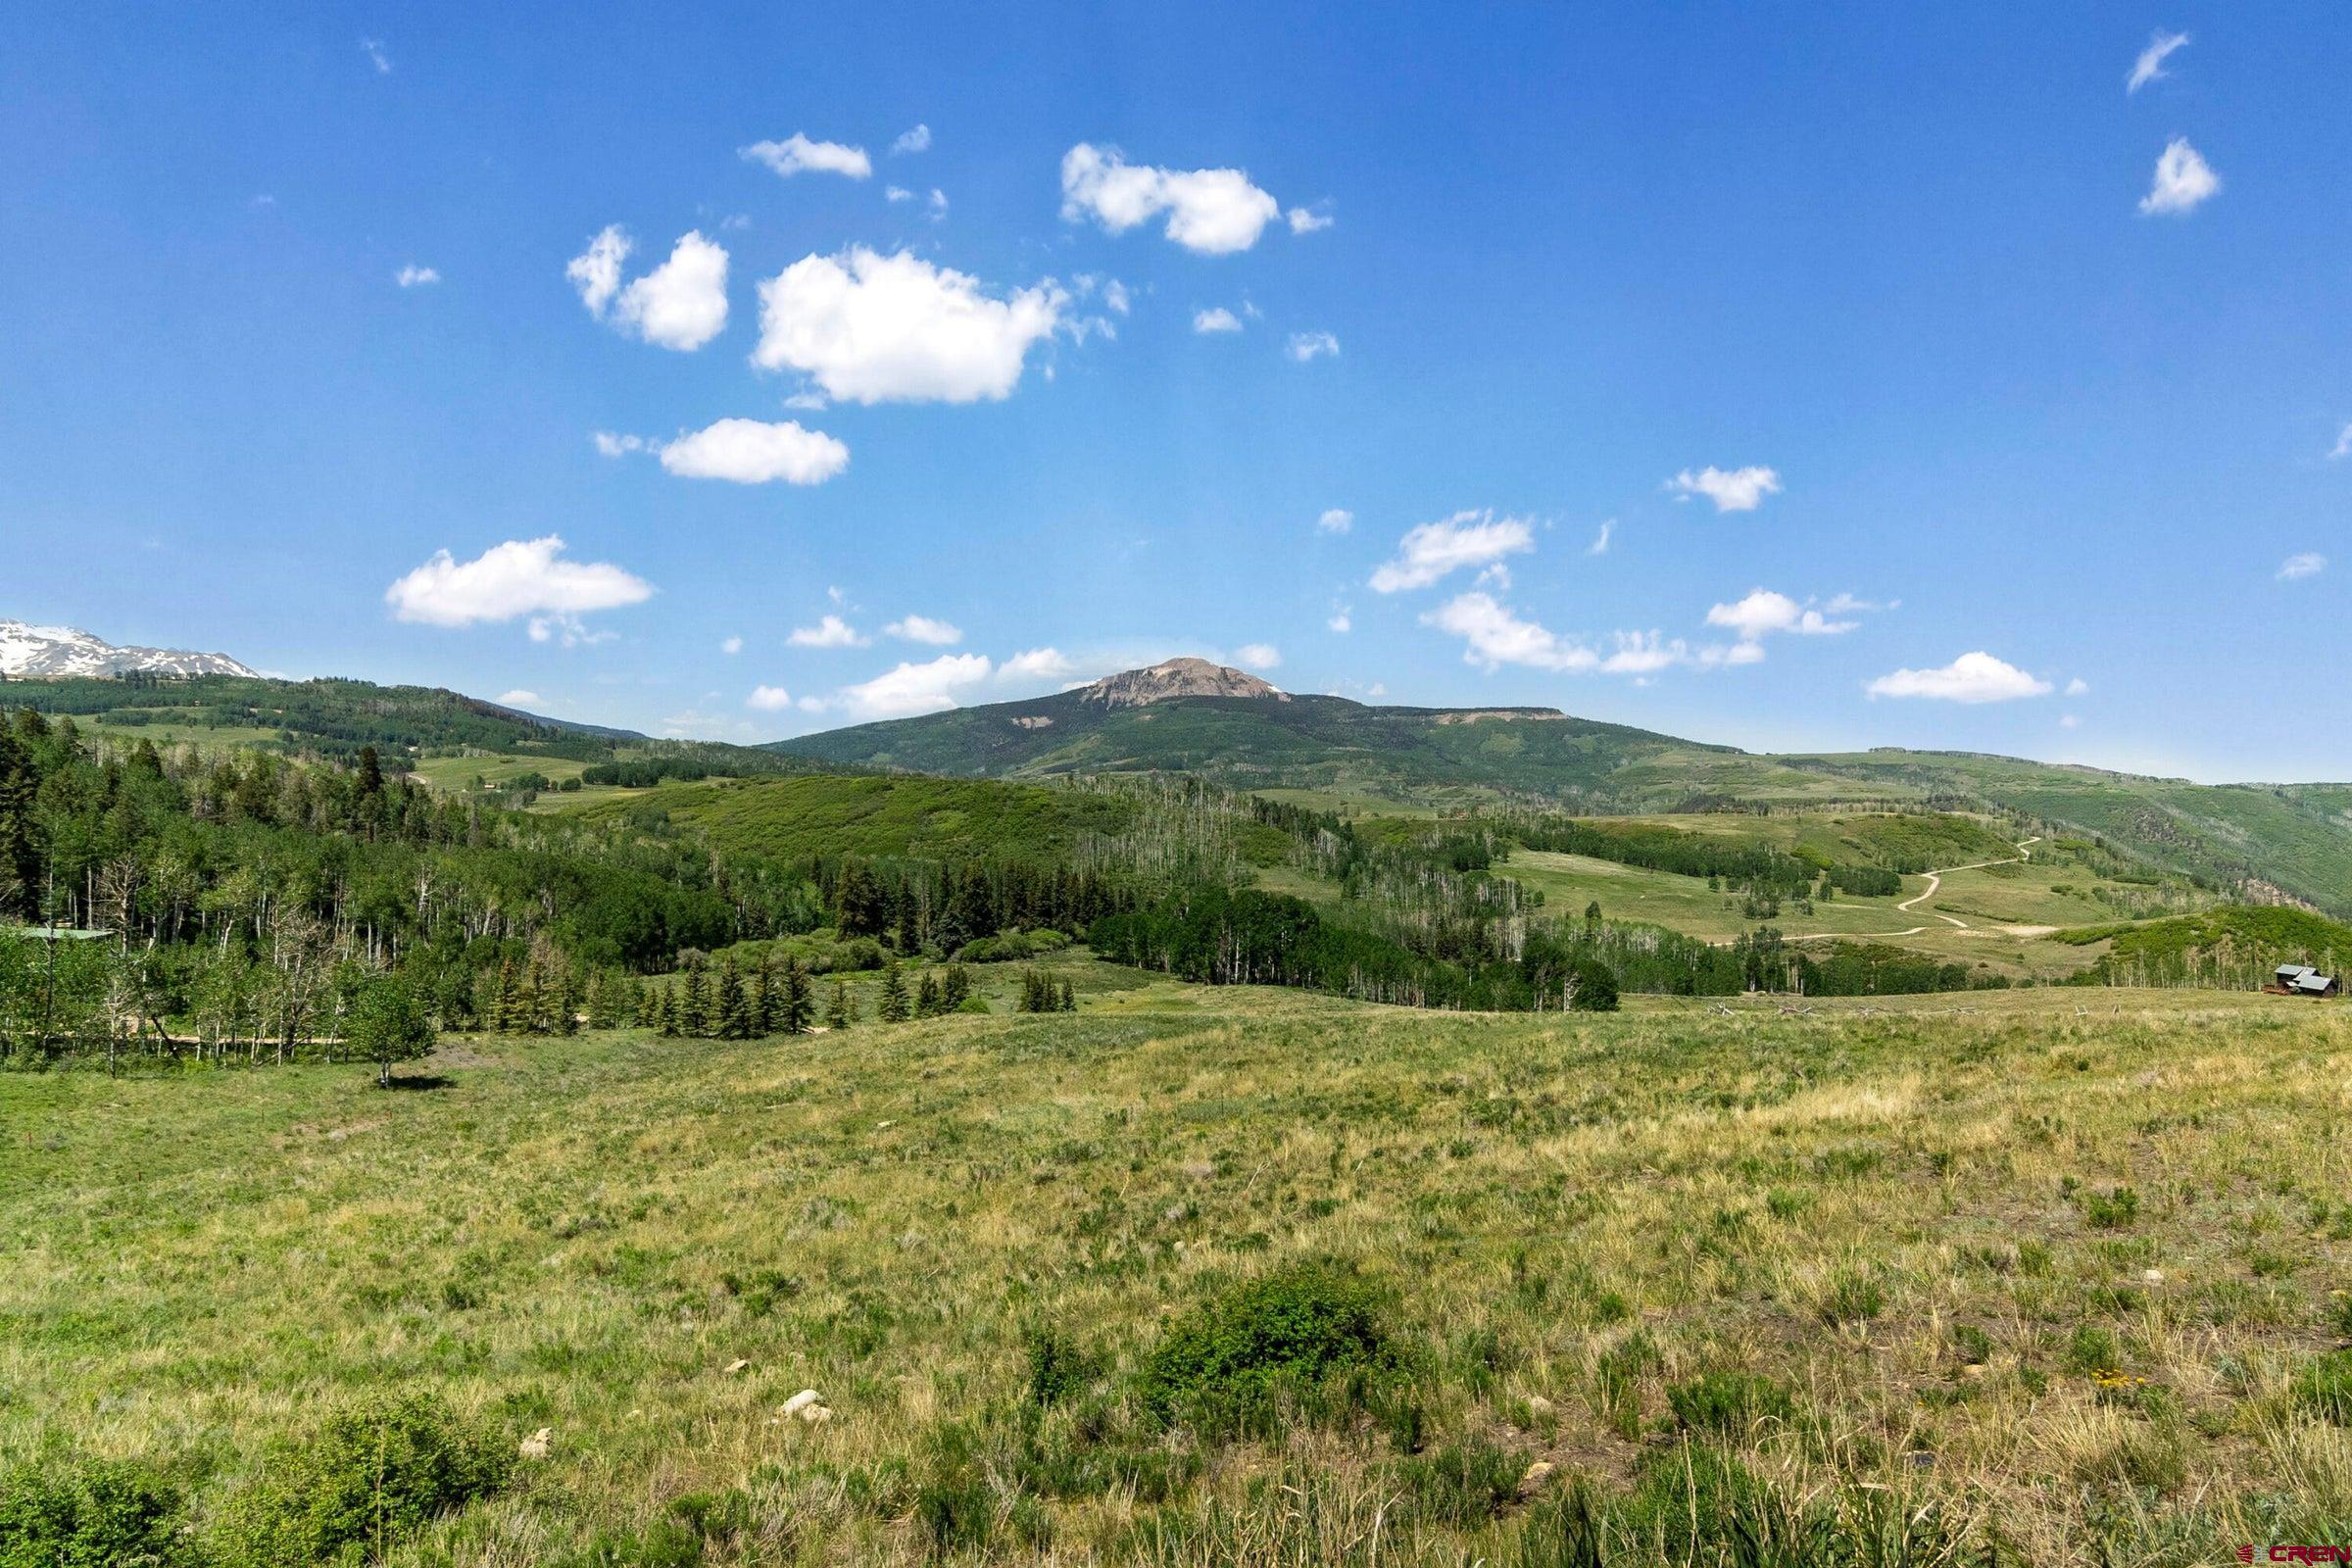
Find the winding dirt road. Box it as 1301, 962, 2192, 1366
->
1788, 837, 2041, 943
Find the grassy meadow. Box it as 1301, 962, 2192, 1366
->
6, 980, 2350, 1564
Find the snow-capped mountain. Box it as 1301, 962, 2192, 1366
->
0, 620, 258, 679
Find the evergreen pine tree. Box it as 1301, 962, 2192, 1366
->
681, 966, 711, 1037
555, 960, 584, 1036
519, 960, 550, 1035
915, 971, 941, 1017
488, 959, 516, 1034
714, 957, 750, 1039
941, 963, 970, 1011
1057, 979, 1077, 1012
781, 957, 813, 1035
877, 960, 909, 1023
749, 963, 776, 1037
824, 979, 853, 1031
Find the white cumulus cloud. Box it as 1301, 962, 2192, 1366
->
2128, 30, 2189, 93
613, 231, 729, 350
1001, 647, 1075, 683
1235, 642, 1281, 670
1327, 610, 1352, 633
721, 635, 744, 655
1317, 508, 1353, 535
1059, 143, 1281, 255
789, 614, 869, 649
497, 689, 540, 708
1193, 307, 1243, 333
740, 132, 871, 180
566, 225, 631, 317
395, 264, 440, 288
1424, 593, 1598, 673
658, 417, 848, 485
1704, 588, 1859, 648
2278, 552, 2327, 581
2139, 137, 2219, 216
892, 123, 932, 155
837, 653, 994, 718
754, 247, 1063, 404
886, 614, 962, 646
1286, 206, 1333, 234
746, 684, 795, 711
592, 431, 647, 457
384, 537, 653, 639
1865, 652, 2053, 704
1287, 330, 1340, 363
1666, 465, 1782, 513
1370, 511, 1535, 594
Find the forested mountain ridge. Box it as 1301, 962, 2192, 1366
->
773, 662, 2352, 916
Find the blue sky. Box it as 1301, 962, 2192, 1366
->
4, 3, 2346, 780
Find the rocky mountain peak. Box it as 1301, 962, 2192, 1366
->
1076, 658, 1288, 709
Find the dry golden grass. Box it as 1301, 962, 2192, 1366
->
2, 982, 2347, 1563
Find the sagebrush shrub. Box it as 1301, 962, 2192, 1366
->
1666, 1369, 1796, 1437
2293, 1350, 2352, 1425
1136, 1262, 1402, 1433
209, 1391, 513, 1567
0, 1456, 190, 1568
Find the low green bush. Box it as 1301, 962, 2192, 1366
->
1136, 1262, 1403, 1435
2293, 1350, 2352, 1425
208, 1391, 513, 1567
0, 1456, 191, 1568
1666, 1369, 1796, 1437
1400, 1439, 1523, 1525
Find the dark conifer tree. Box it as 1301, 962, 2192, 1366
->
780, 957, 813, 1035
877, 960, 909, 1023
714, 957, 750, 1039
824, 978, 854, 1031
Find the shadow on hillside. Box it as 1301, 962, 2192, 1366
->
381, 1073, 456, 1092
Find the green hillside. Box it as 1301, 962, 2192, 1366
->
2056, 905, 2352, 989
773, 668, 2352, 917
559, 773, 1143, 863
0, 672, 827, 794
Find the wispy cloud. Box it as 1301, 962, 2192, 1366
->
395, 264, 439, 288
2127, 29, 2189, 93
1286, 330, 1340, 363
360, 37, 391, 74
1588, 518, 1615, 556
1193, 306, 1243, 333
891, 123, 932, 155
2278, 552, 2327, 581
1370, 511, 1535, 593
1317, 508, 1354, 535
740, 132, 872, 180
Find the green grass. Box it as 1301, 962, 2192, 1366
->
555, 773, 1141, 862
4, 984, 2348, 1563
403, 754, 593, 792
